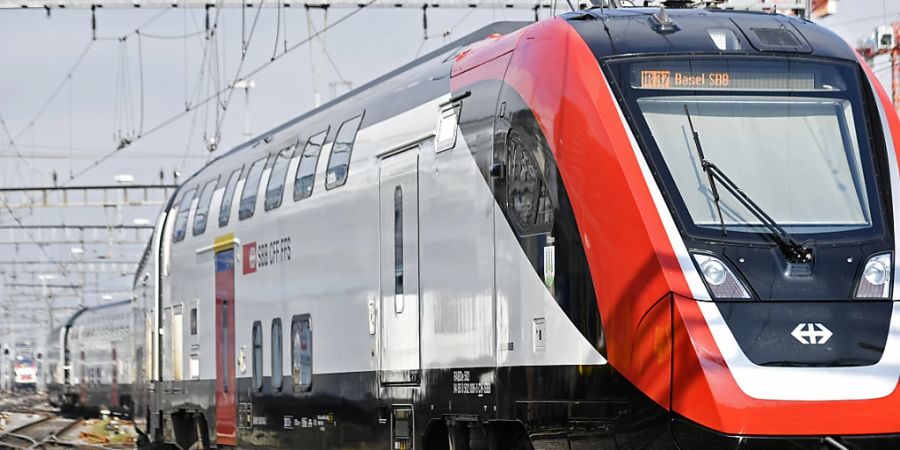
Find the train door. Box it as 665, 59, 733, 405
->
378, 148, 421, 385
162, 306, 172, 390
214, 239, 237, 446
79, 350, 87, 403
172, 304, 184, 393
189, 299, 200, 381
111, 346, 119, 407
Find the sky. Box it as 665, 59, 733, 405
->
0, 0, 897, 333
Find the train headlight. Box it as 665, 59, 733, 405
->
692, 253, 751, 299
855, 253, 892, 299
700, 258, 727, 286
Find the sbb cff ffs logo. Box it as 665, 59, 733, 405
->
243, 237, 292, 275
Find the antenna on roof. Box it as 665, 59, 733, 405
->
651, 6, 678, 33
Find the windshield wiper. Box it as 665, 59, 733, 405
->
683, 105, 814, 263
683, 105, 727, 237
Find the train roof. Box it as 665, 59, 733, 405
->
218, 20, 530, 161
63, 299, 131, 328
169, 20, 529, 196
564, 7, 855, 61
173, 8, 855, 197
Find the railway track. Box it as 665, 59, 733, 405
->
0, 415, 80, 449
0, 394, 47, 413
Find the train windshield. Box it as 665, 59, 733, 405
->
614, 57, 885, 242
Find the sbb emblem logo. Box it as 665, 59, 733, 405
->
791, 323, 833, 345
243, 242, 257, 274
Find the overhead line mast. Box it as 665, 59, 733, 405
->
857, 23, 900, 113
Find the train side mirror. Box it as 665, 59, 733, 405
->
490, 161, 506, 180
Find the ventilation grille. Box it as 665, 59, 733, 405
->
662, 0, 694, 7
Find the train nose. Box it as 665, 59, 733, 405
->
668, 293, 900, 442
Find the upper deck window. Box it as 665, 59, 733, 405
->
192, 178, 218, 236
219, 168, 243, 228
325, 114, 364, 189
239, 156, 268, 221
265, 143, 297, 212
294, 129, 329, 201
172, 188, 197, 243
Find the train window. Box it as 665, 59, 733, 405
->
293, 129, 329, 201
190, 308, 198, 336
252, 321, 263, 391
193, 178, 218, 236
394, 186, 404, 313
173, 305, 184, 381
325, 114, 364, 190
219, 168, 243, 228
435, 103, 460, 153
172, 188, 197, 243
291, 314, 312, 392
240, 157, 268, 221
507, 131, 554, 234
221, 301, 229, 391
271, 318, 283, 391
265, 143, 297, 212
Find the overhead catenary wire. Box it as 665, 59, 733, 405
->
306, 19, 349, 84
8, 10, 212, 200
822, 10, 900, 28
62, 0, 380, 186
0, 111, 47, 177
209, 0, 265, 146
415, 1, 479, 58
272, 0, 282, 60
11, 9, 170, 146
0, 199, 70, 279
12, 40, 94, 144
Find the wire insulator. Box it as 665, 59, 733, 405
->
422, 4, 428, 39
91, 5, 97, 40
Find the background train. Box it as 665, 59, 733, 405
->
45, 300, 137, 415
12, 355, 37, 392
44, 5, 900, 450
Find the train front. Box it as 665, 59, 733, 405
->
485, 7, 900, 447
586, 9, 900, 448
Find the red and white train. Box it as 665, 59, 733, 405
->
12, 355, 37, 392
50, 5, 900, 449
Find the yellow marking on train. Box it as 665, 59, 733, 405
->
214, 233, 236, 253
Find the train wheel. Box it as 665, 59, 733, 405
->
487, 422, 533, 450
446, 422, 492, 450
186, 415, 209, 450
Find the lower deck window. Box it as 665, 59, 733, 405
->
271, 318, 283, 391
291, 314, 312, 392
252, 321, 263, 391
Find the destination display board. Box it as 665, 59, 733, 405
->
628, 59, 846, 92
